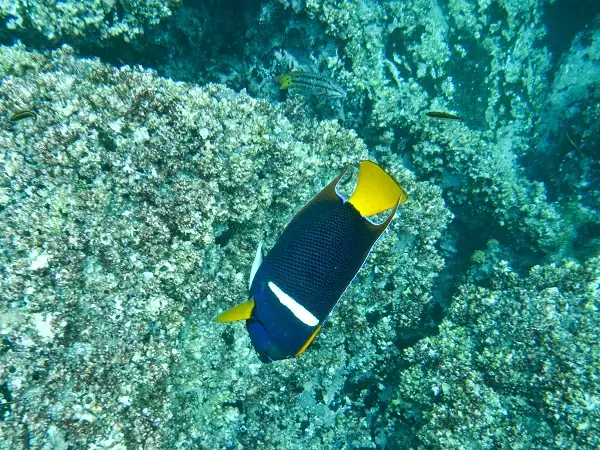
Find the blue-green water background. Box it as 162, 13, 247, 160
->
0, 1, 599, 449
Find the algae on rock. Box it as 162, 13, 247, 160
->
0, 44, 450, 448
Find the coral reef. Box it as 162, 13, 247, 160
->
1, 0, 180, 43
391, 247, 600, 449
0, 44, 450, 448
269, 0, 572, 263
530, 18, 600, 262
0, 0, 599, 448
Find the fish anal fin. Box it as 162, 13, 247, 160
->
348, 161, 407, 217
216, 299, 255, 323
295, 325, 322, 357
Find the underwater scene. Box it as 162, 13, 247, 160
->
0, 0, 599, 448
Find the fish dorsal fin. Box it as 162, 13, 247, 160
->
216, 299, 255, 323
249, 242, 263, 289
348, 161, 407, 217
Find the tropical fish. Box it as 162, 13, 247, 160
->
9, 110, 37, 122
426, 111, 463, 121
217, 161, 408, 362
276, 70, 346, 99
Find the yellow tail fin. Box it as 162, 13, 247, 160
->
216, 299, 255, 323
348, 161, 407, 217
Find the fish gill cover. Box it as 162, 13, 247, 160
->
0, 0, 599, 449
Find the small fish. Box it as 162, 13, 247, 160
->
9, 110, 37, 122
216, 161, 408, 362
276, 70, 346, 99
426, 111, 463, 121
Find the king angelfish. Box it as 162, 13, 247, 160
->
216, 161, 408, 363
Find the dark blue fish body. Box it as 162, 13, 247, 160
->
217, 161, 407, 362
247, 178, 385, 361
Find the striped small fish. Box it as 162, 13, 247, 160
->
426, 111, 463, 122
9, 109, 37, 122
276, 71, 346, 100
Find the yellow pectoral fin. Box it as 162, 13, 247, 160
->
295, 325, 322, 357
216, 299, 255, 323
348, 161, 408, 217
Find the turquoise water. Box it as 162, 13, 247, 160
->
0, 1, 598, 448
